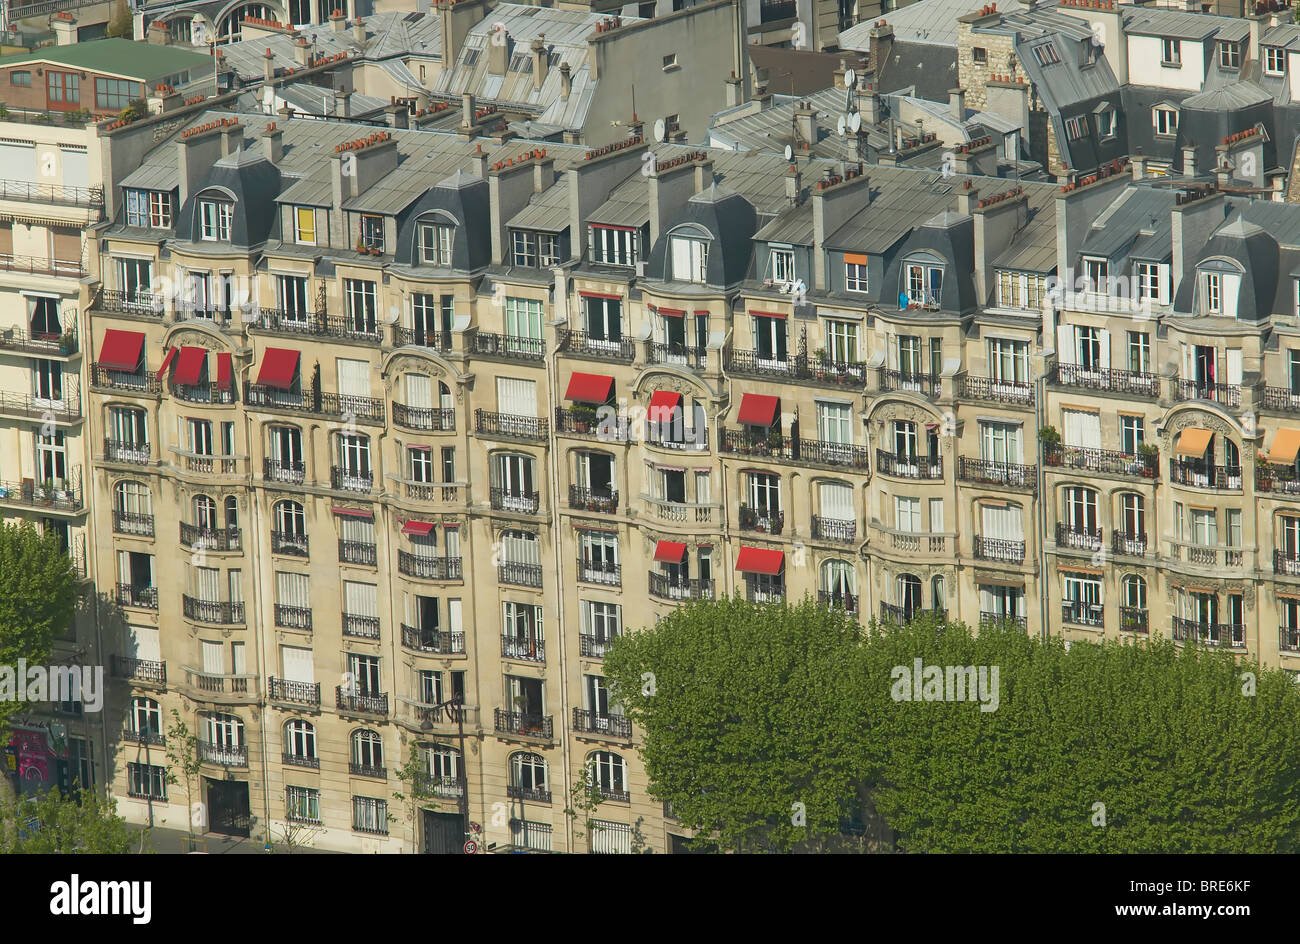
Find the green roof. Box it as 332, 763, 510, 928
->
0, 39, 212, 81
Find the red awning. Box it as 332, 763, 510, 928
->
157, 347, 177, 377
737, 393, 779, 426
565, 372, 614, 403
331, 507, 373, 518
257, 348, 300, 389
579, 291, 622, 299
736, 546, 785, 575
654, 540, 687, 563
647, 390, 683, 422
401, 520, 436, 536
656, 307, 685, 317
750, 310, 786, 319
173, 346, 207, 385
216, 353, 232, 389
98, 329, 145, 370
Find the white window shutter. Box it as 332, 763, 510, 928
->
337, 358, 370, 397
201, 640, 224, 675
448, 599, 463, 634
1227, 348, 1243, 386
131, 627, 161, 662
1098, 329, 1110, 370
406, 373, 432, 409
281, 645, 314, 683
1056, 323, 1074, 364
1158, 264, 1171, 306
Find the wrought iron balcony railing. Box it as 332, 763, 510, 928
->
577, 558, 621, 586
973, 536, 1025, 563
180, 523, 240, 552
507, 784, 552, 803
115, 583, 158, 609
269, 677, 321, 706
400, 624, 466, 654
979, 611, 1028, 630
554, 406, 628, 440
1275, 550, 1300, 576
111, 656, 166, 683
879, 602, 947, 624
263, 458, 306, 484
569, 485, 619, 513
393, 326, 452, 351
818, 589, 859, 615
962, 375, 1035, 406
197, 741, 247, 767
0, 325, 78, 357
1120, 607, 1149, 634
112, 509, 154, 537
274, 604, 312, 630
502, 635, 546, 663
498, 561, 543, 587
561, 329, 636, 361
392, 402, 455, 431
579, 632, 619, 658
91, 364, 160, 394
572, 709, 632, 739
1168, 460, 1242, 490
957, 456, 1037, 492
271, 530, 309, 557
646, 341, 707, 369
878, 368, 940, 398
471, 331, 545, 361
336, 687, 389, 716
494, 709, 553, 739
339, 539, 377, 566
1051, 363, 1160, 397
738, 504, 784, 534
1045, 444, 1157, 479
1062, 600, 1104, 627
646, 572, 715, 601
397, 551, 463, 580
1112, 530, 1148, 557
342, 614, 381, 639
489, 487, 541, 515
875, 450, 942, 479
1055, 522, 1102, 551
182, 595, 245, 625
1171, 617, 1245, 648
330, 466, 374, 493
104, 438, 151, 464
1173, 379, 1240, 408
475, 409, 548, 441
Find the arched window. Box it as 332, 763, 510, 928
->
422, 744, 462, 797
931, 574, 946, 613
224, 495, 239, 531
285, 720, 316, 761
1121, 575, 1148, 633
416, 214, 455, 266
193, 494, 217, 530
509, 751, 548, 800
130, 697, 162, 738
336, 432, 372, 489
1225, 439, 1241, 471
1062, 486, 1100, 546
439, 381, 453, 412
204, 713, 245, 760
217, 3, 272, 43
113, 480, 153, 535
820, 559, 856, 612
272, 500, 307, 556
195, 189, 234, 241
351, 729, 384, 772
588, 751, 628, 800
896, 574, 922, 619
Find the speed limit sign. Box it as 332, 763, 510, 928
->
463, 839, 479, 854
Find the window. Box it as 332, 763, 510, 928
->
511, 751, 548, 796
359, 214, 383, 252
148, 192, 171, 228
1032, 42, 1060, 66
973, 47, 987, 65
590, 225, 637, 267
130, 697, 162, 737
1128, 331, 1151, 374
905, 262, 943, 307
285, 720, 316, 760
1202, 272, 1222, 314
670, 235, 709, 283
1120, 415, 1144, 455
1064, 116, 1088, 141
1083, 257, 1108, 292
747, 471, 782, 516
510, 230, 559, 267
580, 600, 621, 655
1135, 262, 1161, 302
770, 248, 795, 284
343, 279, 377, 334
199, 199, 232, 241
294, 207, 316, 245
662, 53, 678, 70
1063, 486, 1098, 533
338, 433, 371, 481
1063, 574, 1102, 625
997, 271, 1046, 310
1153, 105, 1178, 137
95, 77, 141, 110
503, 601, 544, 660
1161, 38, 1181, 66
46, 72, 79, 105
588, 751, 627, 799
351, 729, 384, 771
989, 338, 1029, 384
980, 421, 1022, 464
127, 763, 166, 799
1219, 41, 1240, 69
352, 796, 388, 834
10, 70, 31, 87
418, 221, 454, 265
817, 401, 852, 446
1096, 109, 1116, 138
845, 257, 868, 292
1265, 46, 1286, 76
286, 786, 320, 823
826, 320, 858, 363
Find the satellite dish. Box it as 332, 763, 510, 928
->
837, 116, 846, 137
848, 112, 862, 133
844, 68, 856, 88
783, 144, 793, 161
653, 118, 666, 143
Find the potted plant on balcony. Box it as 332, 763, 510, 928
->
58, 329, 76, 355
571, 404, 597, 434
37, 479, 54, 504
1039, 425, 1062, 464
1138, 443, 1159, 478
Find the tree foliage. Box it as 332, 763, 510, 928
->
607, 600, 1300, 853
0, 787, 133, 854
105, 1, 132, 39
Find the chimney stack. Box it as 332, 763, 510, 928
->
385, 98, 408, 128
52, 13, 77, 46
785, 163, 802, 205
1131, 148, 1146, 181
330, 8, 346, 31
220, 122, 242, 157
147, 20, 169, 46
353, 16, 365, 44
560, 62, 572, 100
724, 70, 742, 108
531, 36, 548, 91
461, 92, 475, 128
858, 83, 879, 124
335, 89, 352, 118
489, 25, 510, 75
471, 144, 488, 177
794, 100, 816, 147
293, 37, 311, 66
957, 181, 979, 215
1181, 143, 1197, 178
950, 87, 966, 121
262, 123, 284, 163
263, 47, 275, 82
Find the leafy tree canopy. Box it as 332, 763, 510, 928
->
0, 787, 134, 854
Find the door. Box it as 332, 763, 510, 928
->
205, 779, 250, 837
422, 810, 465, 855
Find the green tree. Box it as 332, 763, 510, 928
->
0, 786, 133, 854
105, 0, 132, 39
164, 710, 203, 839
605, 595, 870, 853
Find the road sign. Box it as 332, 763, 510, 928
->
463, 839, 479, 855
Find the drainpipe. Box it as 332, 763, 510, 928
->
1035, 365, 1049, 642
713, 318, 735, 600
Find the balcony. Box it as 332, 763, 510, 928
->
197, 741, 248, 767
274, 604, 312, 630
336, 687, 389, 716
1281, 627, 1300, 653
726, 348, 867, 388
97, 290, 164, 317
0, 252, 84, 279
178, 452, 240, 476
104, 438, 151, 465
400, 624, 466, 654
0, 177, 103, 208
494, 709, 553, 739
569, 485, 619, 514
1055, 522, 1102, 552
818, 590, 859, 615
250, 310, 382, 343
1261, 386, 1300, 414
1111, 530, 1148, 557
349, 762, 387, 780
115, 584, 158, 609
490, 487, 541, 515
719, 428, 789, 460
507, 784, 552, 803
393, 326, 452, 351
961, 375, 1034, 406
283, 752, 321, 770
577, 558, 621, 586
1045, 444, 1157, 479
182, 595, 245, 625
797, 438, 871, 470
979, 611, 1028, 630
745, 579, 786, 605
1051, 364, 1160, 398
0, 325, 78, 357
555, 406, 629, 441
121, 727, 165, 747
572, 709, 632, 739
646, 341, 707, 370
392, 402, 455, 431
1120, 607, 1149, 634
1275, 550, 1300, 576
1168, 541, 1243, 568
642, 495, 713, 524
342, 614, 381, 640
644, 423, 710, 452
879, 602, 946, 624
263, 458, 306, 485
1256, 465, 1300, 496
878, 368, 940, 398
1173, 379, 1239, 408
1168, 460, 1242, 490
957, 456, 1037, 492
471, 331, 545, 362
738, 504, 784, 535
0, 391, 80, 422
1061, 600, 1104, 627
339, 539, 377, 566
420, 774, 467, 798
405, 481, 461, 502
170, 381, 237, 405
180, 523, 240, 552
647, 572, 715, 601
185, 669, 253, 697
475, 409, 548, 441
1171, 617, 1245, 648
271, 530, 309, 557
245, 384, 385, 424
876, 450, 942, 479
397, 551, 463, 580
579, 633, 619, 658
973, 536, 1025, 563
111, 656, 166, 684
330, 466, 374, 494
112, 509, 154, 538
502, 635, 546, 663
884, 529, 947, 554
560, 329, 636, 361
499, 561, 543, 587
0, 478, 82, 513
91, 364, 161, 394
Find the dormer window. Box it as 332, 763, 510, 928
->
293, 207, 316, 245
1161, 38, 1181, 67
1203, 272, 1222, 314
127, 190, 173, 229
1083, 257, 1108, 293
1265, 46, 1286, 76
1064, 116, 1088, 141
1031, 42, 1060, 66
418, 221, 453, 266
670, 235, 709, 284
1219, 40, 1241, 70
1197, 261, 1243, 318
511, 230, 559, 268
1152, 105, 1178, 137
845, 253, 868, 293
1095, 109, 1116, 139
199, 198, 232, 241
769, 247, 795, 284
905, 262, 942, 308
590, 225, 637, 267
359, 214, 384, 252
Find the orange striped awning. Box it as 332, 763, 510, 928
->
1271, 429, 1300, 464
1175, 427, 1213, 458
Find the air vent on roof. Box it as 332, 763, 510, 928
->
463, 48, 480, 66
403, 11, 424, 21
932, 183, 953, 195
518, 6, 539, 14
